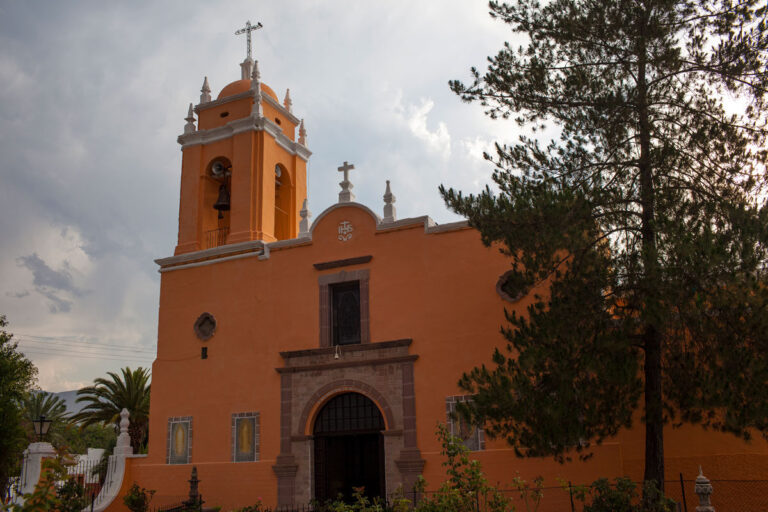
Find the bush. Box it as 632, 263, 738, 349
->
570, 478, 675, 512
123, 482, 156, 512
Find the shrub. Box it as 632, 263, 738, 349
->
122, 482, 156, 512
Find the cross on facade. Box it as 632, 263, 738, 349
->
338, 161, 355, 182
235, 20, 263, 60
337, 161, 356, 203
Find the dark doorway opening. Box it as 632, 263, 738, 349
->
313, 392, 385, 503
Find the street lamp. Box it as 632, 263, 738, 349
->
33, 415, 52, 442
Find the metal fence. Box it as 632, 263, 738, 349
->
141, 479, 768, 512
664, 477, 768, 512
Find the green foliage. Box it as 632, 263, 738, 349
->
569, 478, 674, 512
2, 458, 62, 512
1, 455, 89, 512
21, 391, 70, 447
55, 477, 88, 512
0, 316, 38, 499
410, 424, 541, 512
72, 367, 151, 453
122, 482, 156, 512
230, 500, 265, 512
60, 422, 117, 454
442, 0, 768, 492
326, 489, 388, 512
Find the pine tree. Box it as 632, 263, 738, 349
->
441, 0, 768, 498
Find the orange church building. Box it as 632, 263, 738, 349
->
113, 49, 768, 511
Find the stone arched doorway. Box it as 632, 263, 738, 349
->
313, 392, 385, 502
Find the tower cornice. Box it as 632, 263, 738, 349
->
177, 114, 312, 161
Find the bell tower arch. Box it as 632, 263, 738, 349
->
174, 59, 311, 255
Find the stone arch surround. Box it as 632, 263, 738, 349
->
299, 379, 395, 435
272, 339, 424, 506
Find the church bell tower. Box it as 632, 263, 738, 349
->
174, 30, 310, 255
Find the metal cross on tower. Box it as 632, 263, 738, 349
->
235, 20, 263, 60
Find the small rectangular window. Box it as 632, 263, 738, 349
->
446, 396, 484, 451
331, 281, 361, 346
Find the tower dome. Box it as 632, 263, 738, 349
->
217, 79, 279, 101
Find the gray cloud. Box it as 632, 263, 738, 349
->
0, 0, 517, 389
16, 253, 86, 313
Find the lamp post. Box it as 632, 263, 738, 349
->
33, 415, 52, 442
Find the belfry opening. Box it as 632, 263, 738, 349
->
313, 393, 385, 503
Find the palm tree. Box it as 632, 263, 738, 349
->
23, 391, 70, 446
72, 367, 150, 453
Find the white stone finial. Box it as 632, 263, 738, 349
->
283, 88, 293, 113
695, 466, 715, 512
298, 119, 307, 145
299, 199, 311, 237
383, 180, 397, 223
338, 161, 355, 203
184, 103, 196, 134
252, 60, 261, 83
114, 408, 133, 456
240, 56, 254, 81
200, 76, 211, 103
251, 61, 263, 118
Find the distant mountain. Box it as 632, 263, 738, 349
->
50, 390, 84, 416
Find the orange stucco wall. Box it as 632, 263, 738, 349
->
176, 85, 306, 255
131, 71, 768, 511
129, 202, 768, 511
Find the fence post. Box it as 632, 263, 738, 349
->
569, 481, 575, 512
694, 466, 714, 512
679, 472, 687, 512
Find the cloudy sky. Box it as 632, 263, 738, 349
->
0, 1, 519, 391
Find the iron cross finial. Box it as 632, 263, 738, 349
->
235, 20, 263, 60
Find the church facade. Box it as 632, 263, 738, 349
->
118, 51, 768, 511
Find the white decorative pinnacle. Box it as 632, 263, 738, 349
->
283, 88, 293, 113
298, 119, 307, 146
299, 198, 311, 237
251, 61, 263, 118
338, 161, 355, 203
200, 76, 211, 103
383, 180, 397, 223
184, 103, 196, 134
114, 408, 133, 456
694, 466, 715, 512
240, 56, 254, 81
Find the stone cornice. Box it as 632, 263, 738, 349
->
279, 338, 412, 360
155, 214, 470, 272
155, 240, 266, 270
178, 114, 311, 162
275, 355, 419, 374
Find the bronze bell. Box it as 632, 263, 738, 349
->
213, 184, 230, 219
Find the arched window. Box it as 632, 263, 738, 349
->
274, 163, 292, 240
313, 393, 384, 435
203, 158, 232, 248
